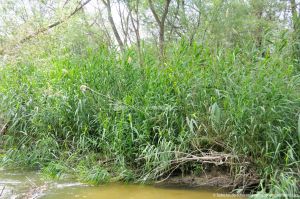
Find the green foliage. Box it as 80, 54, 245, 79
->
0, 1, 299, 198
251, 172, 299, 199
1, 41, 299, 195
0, 3, 300, 195
42, 162, 69, 179
79, 165, 111, 185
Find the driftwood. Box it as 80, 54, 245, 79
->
138, 148, 259, 191
171, 150, 238, 165
18, 184, 48, 199
138, 149, 239, 182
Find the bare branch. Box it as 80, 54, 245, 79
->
148, 0, 172, 62
148, 0, 162, 25
19, 0, 92, 44
101, 0, 124, 50
161, 0, 172, 26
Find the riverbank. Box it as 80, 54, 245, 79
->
0, 44, 299, 198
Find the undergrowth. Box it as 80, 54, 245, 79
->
0, 40, 299, 197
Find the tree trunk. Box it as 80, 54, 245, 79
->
128, 1, 143, 66
148, 0, 171, 63
291, 0, 299, 31
290, 0, 300, 64
102, 0, 124, 51
159, 25, 165, 61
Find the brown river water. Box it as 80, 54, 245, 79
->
0, 169, 245, 199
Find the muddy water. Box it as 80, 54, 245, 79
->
0, 169, 245, 199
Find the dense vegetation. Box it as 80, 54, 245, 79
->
0, 0, 299, 198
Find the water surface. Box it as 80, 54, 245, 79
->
43, 183, 241, 199
0, 169, 244, 199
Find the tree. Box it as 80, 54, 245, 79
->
20, 0, 92, 44
117, 1, 131, 46
291, 0, 300, 64
0, 0, 92, 55
125, 0, 143, 65
102, 0, 125, 50
148, 0, 171, 62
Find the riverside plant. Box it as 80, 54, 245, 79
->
0, 40, 299, 197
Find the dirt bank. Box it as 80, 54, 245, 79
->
155, 166, 260, 193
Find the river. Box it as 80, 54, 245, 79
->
0, 169, 245, 199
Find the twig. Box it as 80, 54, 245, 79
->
18, 0, 92, 44
0, 186, 5, 196
155, 161, 186, 183
0, 122, 8, 135
26, 176, 37, 187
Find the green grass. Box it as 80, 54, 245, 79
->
0, 40, 299, 197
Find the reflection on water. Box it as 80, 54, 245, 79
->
0, 169, 44, 199
0, 169, 244, 199
43, 183, 242, 199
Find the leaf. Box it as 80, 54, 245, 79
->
211, 102, 221, 125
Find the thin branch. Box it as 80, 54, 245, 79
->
101, 0, 124, 50
0, 186, 5, 197
148, 0, 162, 25
19, 0, 92, 44
161, 0, 172, 26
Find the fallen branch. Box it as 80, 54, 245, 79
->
138, 149, 241, 183
172, 151, 238, 166
140, 150, 258, 191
